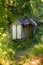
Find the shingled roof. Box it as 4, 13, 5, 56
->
19, 18, 37, 26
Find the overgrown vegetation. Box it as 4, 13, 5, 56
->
0, 0, 43, 27
0, 0, 43, 65
0, 23, 43, 65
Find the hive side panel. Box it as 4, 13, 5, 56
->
12, 25, 16, 40
17, 25, 22, 39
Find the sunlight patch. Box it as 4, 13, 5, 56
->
0, 48, 2, 52
0, 32, 1, 35
9, 48, 15, 54
0, 43, 2, 46
34, 45, 39, 49
3, 51, 7, 55
41, 0, 43, 2
2, 34, 7, 37
0, 28, 3, 30
1, 37, 4, 40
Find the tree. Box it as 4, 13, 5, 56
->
0, 0, 43, 28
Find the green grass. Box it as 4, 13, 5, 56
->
0, 29, 17, 65
0, 24, 43, 65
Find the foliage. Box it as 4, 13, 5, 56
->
0, 0, 43, 29
0, 21, 43, 65
0, 0, 43, 65
0, 30, 17, 65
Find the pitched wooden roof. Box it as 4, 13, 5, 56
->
19, 18, 37, 26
